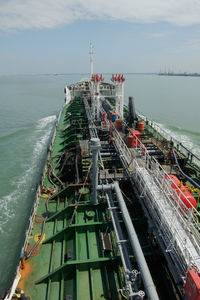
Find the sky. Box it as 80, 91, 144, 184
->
1, 0, 200, 75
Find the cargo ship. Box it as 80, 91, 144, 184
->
3, 46, 200, 300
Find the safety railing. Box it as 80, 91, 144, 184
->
112, 126, 200, 276
87, 98, 200, 275
132, 157, 200, 274
138, 113, 200, 168
112, 126, 132, 167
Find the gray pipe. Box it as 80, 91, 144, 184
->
114, 182, 159, 300
97, 183, 159, 300
106, 191, 135, 297
90, 138, 101, 204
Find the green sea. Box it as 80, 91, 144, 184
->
0, 73, 200, 294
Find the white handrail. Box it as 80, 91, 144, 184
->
112, 125, 200, 276
138, 113, 200, 167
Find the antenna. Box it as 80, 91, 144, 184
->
90, 43, 94, 76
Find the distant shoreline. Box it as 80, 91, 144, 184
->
0, 72, 157, 77
158, 72, 200, 77
1, 72, 199, 77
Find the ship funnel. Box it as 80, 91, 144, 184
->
128, 96, 137, 125
90, 138, 101, 204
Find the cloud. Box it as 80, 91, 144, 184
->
149, 32, 171, 38
185, 39, 200, 49
1, 0, 200, 31
0, 0, 84, 31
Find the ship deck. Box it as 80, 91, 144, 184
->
14, 92, 200, 300
16, 99, 145, 300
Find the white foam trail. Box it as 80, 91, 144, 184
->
156, 122, 200, 157
36, 115, 56, 130
0, 193, 15, 231
33, 116, 56, 159
0, 115, 57, 233
138, 111, 200, 159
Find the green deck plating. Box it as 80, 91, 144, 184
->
12, 86, 200, 300
17, 98, 138, 300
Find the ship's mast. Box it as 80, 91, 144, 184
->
90, 43, 95, 118
90, 43, 94, 76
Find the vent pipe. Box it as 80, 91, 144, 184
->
97, 182, 159, 300
90, 138, 101, 204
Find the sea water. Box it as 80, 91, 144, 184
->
0, 73, 200, 294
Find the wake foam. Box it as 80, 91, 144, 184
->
156, 122, 200, 157
0, 115, 57, 233
138, 112, 200, 159
0, 193, 15, 232
36, 115, 56, 130
0, 116, 56, 142
33, 115, 56, 158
